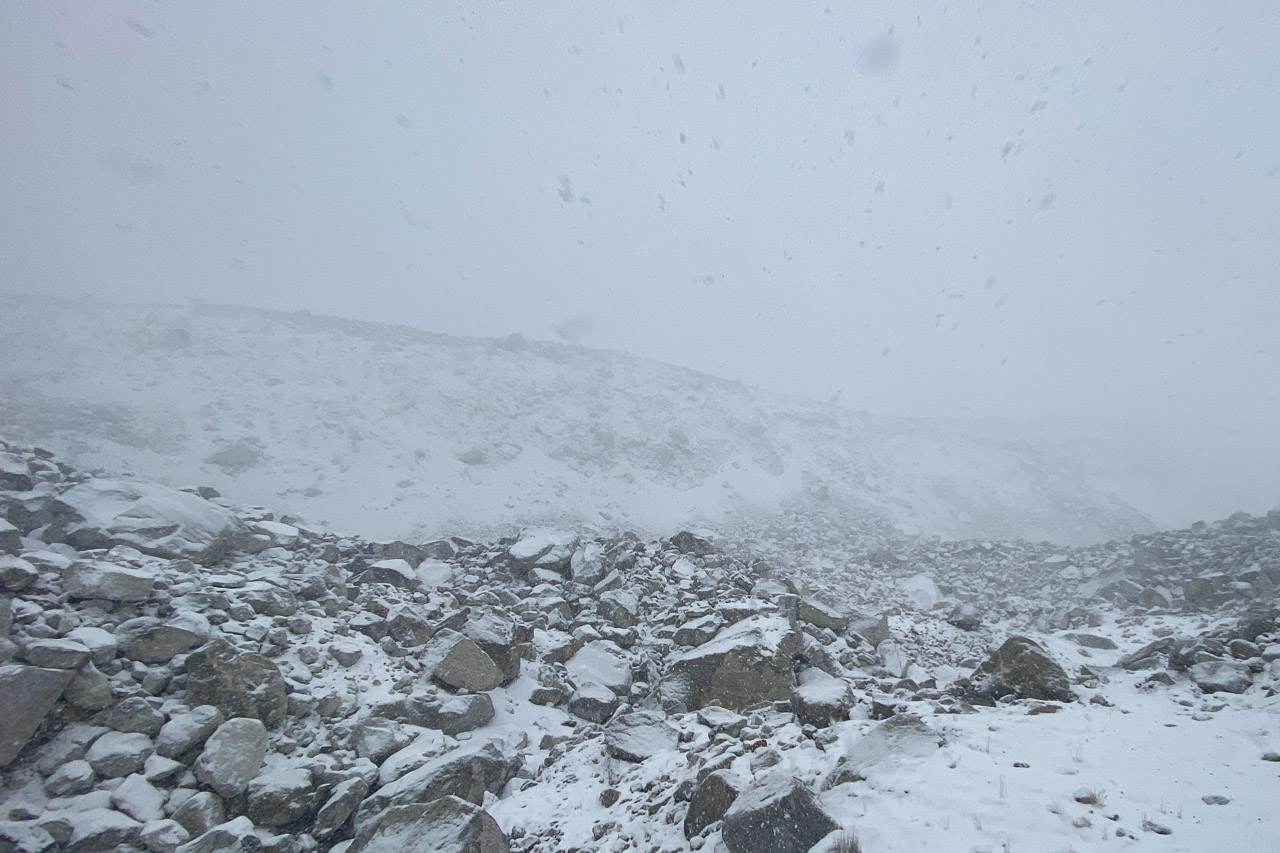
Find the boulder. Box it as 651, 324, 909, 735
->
43, 807, 142, 853
155, 705, 225, 759
0, 554, 36, 588
565, 639, 632, 697
116, 613, 211, 663
604, 711, 678, 762
110, 773, 166, 823
58, 478, 250, 560
674, 614, 724, 647
568, 683, 620, 724
46, 759, 96, 796
350, 797, 508, 853
462, 607, 528, 682
508, 528, 578, 573
684, 770, 742, 838
796, 599, 847, 632
421, 629, 503, 693
171, 792, 224, 838
664, 615, 800, 712
1189, 660, 1253, 694
373, 692, 495, 736
140, 819, 190, 853
0, 454, 33, 491
969, 636, 1074, 702
313, 777, 369, 840
244, 766, 315, 827
791, 676, 854, 728
64, 561, 155, 602
85, 731, 154, 778
670, 530, 715, 556
183, 638, 287, 726
96, 696, 166, 736
20, 638, 91, 670
598, 589, 640, 629
192, 718, 268, 798
352, 558, 420, 590
0, 665, 76, 766
357, 739, 521, 824
721, 776, 838, 853
236, 582, 298, 618
351, 717, 417, 764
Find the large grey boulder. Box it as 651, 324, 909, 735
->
244, 765, 315, 827
1189, 660, 1253, 694
357, 739, 521, 826
421, 629, 503, 693
598, 589, 640, 629
684, 770, 742, 839
116, 613, 211, 663
155, 705, 225, 759
565, 640, 632, 697
313, 777, 369, 840
372, 692, 495, 736
604, 711, 678, 763
0, 554, 36, 588
64, 561, 155, 603
508, 528, 578, 573
968, 635, 1074, 703
350, 797, 508, 853
85, 731, 154, 778
796, 599, 847, 632
721, 776, 838, 853
0, 664, 76, 766
58, 478, 251, 561
791, 675, 854, 728
41, 807, 143, 853
663, 615, 800, 712
183, 638, 287, 726
0, 521, 21, 556
192, 717, 268, 798
0, 453, 33, 491
462, 606, 529, 683
20, 638, 91, 670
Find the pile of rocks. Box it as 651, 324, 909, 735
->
2, 439, 1278, 853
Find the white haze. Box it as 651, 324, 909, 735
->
1, 2, 1278, 516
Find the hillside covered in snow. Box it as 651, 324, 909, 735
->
0, 297, 1199, 547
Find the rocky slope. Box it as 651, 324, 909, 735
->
0, 297, 1160, 546
2, 440, 1279, 852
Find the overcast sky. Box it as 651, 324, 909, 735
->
3, 2, 1278, 424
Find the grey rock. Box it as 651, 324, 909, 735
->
59, 478, 251, 561
313, 777, 368, 840
237, 582, 298, 618
568, 683, 620, 724
969, 635, 1074, 702
565, 639, 632, 697
674, 614, 724, 647
598, 589, 640, 629
351, 717, 416, 764
64, 663, 114, 711
462, 607, 529, 683
357, 739, 521, 825
111, 773, 167, 823
791, 676, 854, 728
45, 759, 96, 796
1189, 660, 1253, 694
96, 696, 166, 736
64, 561, 155, 602
684, 770, 741, 838
171, 791, 224, 838
421, 629, 503, 692
139, 818, 190, 853
0, 820, 56, 853
84, 730, 154, 778
663, 615, 800, 712
43, 807, 142, 853
721, 776, 837, 853
329, 639, 365, 667
35, 723, 106, 775
696, 706, 747, 737
386, 606, 436, 647
796, 599, 847, 632
604, 711, 678, 762
20, 638, 91, 669
0, 453, 34, 491
64, 626, 118, 665
350, 797, 508, 853
172, 816, 271, 853
0, 664, 76, 766
183, 638, 287, 726
0, 555, 37, 589
155, 705, 225, 759
1063, 632, 1118, 650
245, 766, 315, 827
116, 613, 210, 663
193, 717, 268, 798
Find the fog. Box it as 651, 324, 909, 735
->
3, 2, 1278, 428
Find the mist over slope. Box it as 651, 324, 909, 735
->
0, 297, 1169, 544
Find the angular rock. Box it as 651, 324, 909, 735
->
462, 607, 528, 683
329, 638, 364, 667
1189, 660, 1253, 694
0, 665, 76, 765
172, 816, 268, 853
111, 773, 166, 823
674, 614, 724, 647
421, 629, 503, 693
65, 626, 118, 665
796, 599, 847, 632
192, 718, 268, 798
245, 766, 315, 827
140, 819, 190, 853
387, 606, 436, 647
352, 558, 420, 590
721, 776, 838, 853
58, 478, 250, 561
85, 730, 154, 778
969, 636, 1074, 702
598, 589, 640, 629
64, 561, 155, 603
155, 705, 224, 759
604, 711, 678, 762
357, 739, 520, 828
0, 554, 37, 589
684, 770, 741, 838
43, 807, 142, 853
96, 696, 166, 736
46, 759, 96, 796
183, 638, 287, 726
664, 615, 800, 712
237, 582, 298, 618
63, 663, 115, 711
567, 683, 621, 724
791, 676, 854, 728
351, 717, 416, 764
116, 613, 211, 664
374, 692, 495, 736
313, 777, 369, 840
20, 638, 91, 670
350, 797, 508, 853
171, 792, 225, 838
565, 640, 632, 697
508, 528, 578, 573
